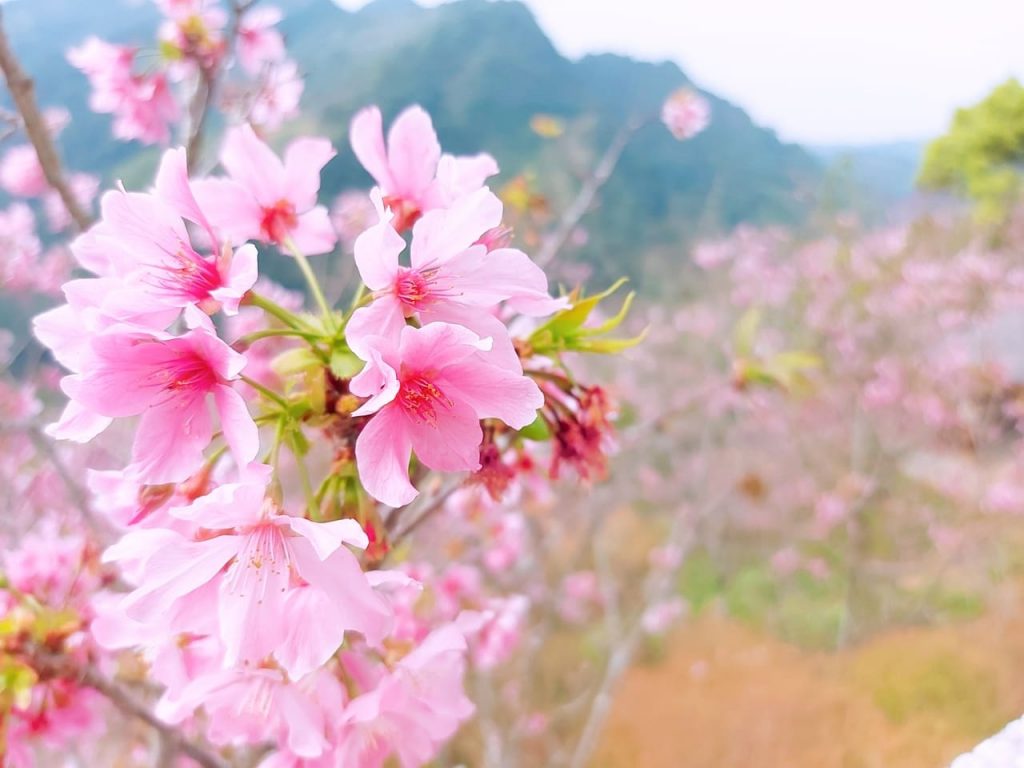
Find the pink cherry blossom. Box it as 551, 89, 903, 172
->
159, 667, 338, 759
0, 202, 42, 292
59, 314, 257, 483
237, 6, 285, 74
119, 466, 391, 676
247, 58, 304, 130
346, 188, 562, 368
351, 322, 544, 506
43, 172, 99, 232
0, 144, 48, 197
70, 148, 257, 319
193, 123, 336, 254
68, 37, 179, 144
661, 87, 710, 141
334, 623, 474, 767
350, 104, 498, 230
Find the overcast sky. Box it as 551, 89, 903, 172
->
333, 0, 1024, 146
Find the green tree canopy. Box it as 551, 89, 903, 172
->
919, 78, 1024, 222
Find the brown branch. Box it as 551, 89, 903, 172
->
0, 9, 93, 231
534, 117, 645, 268
388, 476, 464, 545
29, 650, 229, 768
185, 0, 257, 172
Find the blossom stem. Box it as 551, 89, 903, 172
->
248, 291, 313, 331
240, 375, 288, 408
237, 328, 321, 344
291, 444, 319, 520
284, 237, 335, 332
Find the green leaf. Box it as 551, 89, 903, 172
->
329, 348, 363, 380
518, 413, 551, 441
527, 278, 640, 356
733, 307, 761, 357
272, 347, 322, 378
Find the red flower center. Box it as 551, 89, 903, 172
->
398, 373, 452, 426
259, 199, 298, 244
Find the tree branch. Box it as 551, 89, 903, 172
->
534, 118, 645, 268
0, 9, 93, 231
185, 0, 258, 172
30, 650, 229, 768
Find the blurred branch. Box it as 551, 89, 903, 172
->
0, 9, 93, 231
29, 649, 229, 768
25, 424, 118, 543
185, 0, 257, 172
388, 474, 465, 544
535, 117, 645, 268
566, 486, 729, 768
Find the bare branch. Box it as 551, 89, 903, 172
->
185, 0, 258, 172
0, 9, 93, 231
30, 650, 229, 768
534, 118, 645, 268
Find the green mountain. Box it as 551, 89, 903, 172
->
1, 0, 822, 291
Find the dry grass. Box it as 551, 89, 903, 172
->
593, 601, 1024, 768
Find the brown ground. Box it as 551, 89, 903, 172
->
594, 607, 1024, 768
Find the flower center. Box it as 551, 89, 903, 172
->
259, 199, 298, 244
165, 351, 218, 393
398, 373, 452, 426
395, 268, 431, 309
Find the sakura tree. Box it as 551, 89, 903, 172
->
0, 2, 665, 767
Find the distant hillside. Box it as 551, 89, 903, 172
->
812, 141, 926, 222
1, 0, 823, 290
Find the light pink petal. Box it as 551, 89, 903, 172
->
291, 537, 393, 648
439, 358, 543, 430
275, 585, 348, 680
355, 405, 416, 507
442, 245, 557, 312
46, 398, 112, 443
290, 207, 338, 255
210, 243, 259, 314
345, 298, 405, 362
349, 106, 394, 190
427, 152, 499, 208
128, 396, 212, 484
406, 398, 482, 473
169, 469, 268, 529
190, 177, 263, 244
283, 137, 335, 211
276, 684, 330, 758
153, 146, 217, 243
283, 515, 368, 559
123, 534, 240, 623
410, 187, 503, 268
214, 384, 259, 469
350, 344, 400, 415
220, 123, 285, 207
352, 213, 404, 291
386, 105, 441, 200
397, 321, 489, 373
219, 529, 289, 668
421, 303, 521, 372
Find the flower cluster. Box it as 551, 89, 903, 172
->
6, 85, 638, 764
69, 0, 299, 144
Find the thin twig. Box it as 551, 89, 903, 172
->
30, 650, 229, 768
0, 9, 93, 230
388, 476, 465, 544
185, 0, 257, 172
534, 118, 645, 268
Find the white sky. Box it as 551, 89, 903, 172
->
333, 0, 1024, 146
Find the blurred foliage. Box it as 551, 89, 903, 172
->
919, 78, 1024, 223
